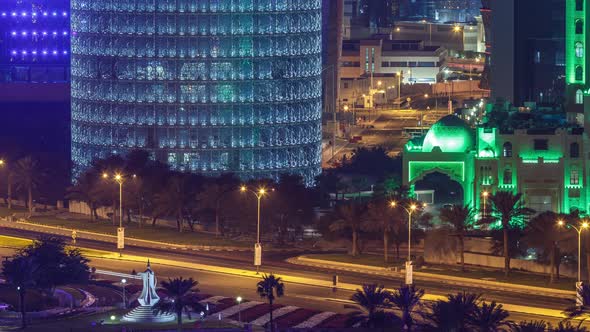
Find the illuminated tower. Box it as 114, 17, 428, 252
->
71, 1, 323, 184
0, 0, 70, 82
566, 0, 588, 113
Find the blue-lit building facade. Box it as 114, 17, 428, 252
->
0, 0, 70, 82
70, 1, 323, 184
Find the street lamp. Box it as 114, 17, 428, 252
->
558, 219, 589, 308
240, 185, 268, 273
121, 278, 127, 308
236, 296, 243, 323
390, 201, 422, 284
482, 191, 489, 219
103, 172, 135, 257
396, 72, 402, 102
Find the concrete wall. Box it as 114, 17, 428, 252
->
424, 231, 576, 278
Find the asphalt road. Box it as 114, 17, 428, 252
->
0, 228, 580, 326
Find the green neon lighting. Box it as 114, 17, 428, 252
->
408, 161, 465, 183
566, 184, 583, 189
422, 115, 475, 153
498, 184, 516, 189
522, 160, 539, 164
519, 150, 563, 162
544, 159, 560, 163
566, 0, 587, 84
477, 128, 497, 158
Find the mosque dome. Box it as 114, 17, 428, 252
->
422, 115, 475, 153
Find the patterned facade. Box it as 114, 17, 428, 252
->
71, 0, 323, 184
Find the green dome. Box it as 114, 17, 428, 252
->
422, 115, 475, 153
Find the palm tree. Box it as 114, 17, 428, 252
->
256, 274, 285, 332
508, 320, 548, 332
420, 292, 480, 332
330, 202, 366, 256
439, 204, 474, 271
363, 199, 404, 262
1, 255, 38, 328
12, 156, 45, 217
468, 301, 510, 332
388, 284, 424, 331
152, 277, 206, 329
488, 191, 534, 276
348, 284, 397, 329
523, 211, 570, 283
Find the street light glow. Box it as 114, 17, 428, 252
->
390, 201, 396, 207
424, 94, 429, 98
114, 174, 122, 181
410, 204, 417, 210
240, 186, 246, 192
236, 296, 242, 303
0, 159, 4, 166
482, 191, 489, 197
453, 26, 461, 32
583, 222, 589, 228
557, 220, 564, 226
259, 188, 266, 195
102, 173, 108, 179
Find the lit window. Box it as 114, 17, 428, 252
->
576, 42, 584, 58
576, 89, 584, 104
571, 169, 580, 185
502, 142, 512, 157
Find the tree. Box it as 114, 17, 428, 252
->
552, 321, 588, 332
256, 274, 285, 332
152, 277, 206, 328
348, 284, 399, 329
487, 191, 534, 276
154, 174, 195, 232
12, 156, 45, 217
363, 199, 403, 262
388, 284, 424, 331
66, 170, 101, 221
439, 204, 474, 271
523, 211, 570, 283
508, 321, 548, 332
420, 292, 480, 332
468, 301, 510, 332
269, 174, 314, 244
1, 255, 38, 328
19, 236, 90, 294
329, 202, 367, 256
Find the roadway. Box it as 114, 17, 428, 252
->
0, 228, 580, 326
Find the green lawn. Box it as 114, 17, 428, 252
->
24, 215, 250, 247
305, 253, 405, 268
17, 309, 240, 332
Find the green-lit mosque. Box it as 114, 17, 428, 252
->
403, 0, 590, 215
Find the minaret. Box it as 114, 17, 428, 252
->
566, 0, 588, 121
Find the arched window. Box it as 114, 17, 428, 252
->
503, 169, 512, 185
571, 142, 580, 158
576, 89, 584, 104
576, 66, 584, 81
577, 0, 584, 11
577, 20, 584, 34
576, 42, 584, 58
571, 169, 580, 185
503, 142, 512, 157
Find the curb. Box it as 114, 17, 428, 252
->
288, 256, 575, 299
0, 220, 305, 253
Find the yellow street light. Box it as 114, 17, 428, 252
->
424, 94, 429, 98
0, 159, 4, 166
390, 201, 396, 207
259, 188, 266, 195
410, 204, 417, 211
240, 185, 246, 192
453, 26, 461, 33
102, 172, 108, 179
114, 174, 122, 182
395, 27, 400, 32
583, 222, 589, 228
343, 105, 349, 111
558, 220, 565, 226
377, 80, 382, 86
558, 219, 589, 283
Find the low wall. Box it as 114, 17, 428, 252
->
424, 229, 576, 278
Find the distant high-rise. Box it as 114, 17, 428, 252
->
566, 0, 587, 113
71, 1, 323, 184
0, 0, 70, 83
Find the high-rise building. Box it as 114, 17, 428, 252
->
0, 0, 70, 82
490, 0, 564, 106
70, 1, 323, 184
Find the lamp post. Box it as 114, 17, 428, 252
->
103, 173, 136, 257
396, 72, 402, 104
121, 278, 127, 308
390, 201, 425, 284
0, 159, 10, 210
482, 191, 489, 219
236, 296, 243, 323
240, 186, 268, 273
558, 219, 589, 308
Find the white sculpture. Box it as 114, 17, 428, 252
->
137, 260, 160, 306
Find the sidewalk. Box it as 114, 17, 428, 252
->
287, 256, 575, 299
